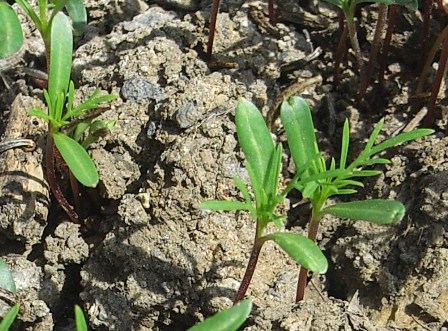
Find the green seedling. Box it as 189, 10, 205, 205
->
0, 0, 86, 58
0, 304, 19, 331
324, 0, 417, 96
279, 96, 433, 301
201, 98, 328, 303
25, 12, 115, 223
187, 299, 251, 331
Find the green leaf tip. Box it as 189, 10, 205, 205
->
53, 133, 99, 187
265, 232, 328, 274
186, 299, 251, 331
322, 199, 405, 224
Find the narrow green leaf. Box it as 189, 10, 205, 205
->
27, 108, 53, 122
74, 305, 88, 331
48, 12, 73, 106
199, 200, 252, 212
263, 144, 282, 201
361, 158, 390, 166
280, 96, 320, 178
353, 0, 417, 10
14, 0, 41, 28
65, 0, 87, 36
53, 133, 99, 187
0, 2, 23, 58
340, 119, 350, 170
0, 257, 16, 294
187, 299, 251, 331
335, 189, 358, 195
264, 232, 328, 273
322, 199, 405, 224
335, 179, 364, 188
363, 118, 384, 154
235, 98, 274, 188
351, 169, 382, 177
0, 304, 19, 331
245, 161, 264, 210
370, 129, 434, 155
233, 177, 251, 206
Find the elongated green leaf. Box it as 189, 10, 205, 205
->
187, 300, 251, 331
27, 108, 53, 123
235, 98, 274, 188
0, 2, 23, 58
0, 257, 16, 294
65, 0, 87, 36
354, 0, 417, 10
74, 305, 88, 331
370, 129, 434, 155
14, 0, 41, 28
199, 200, 252, 212
53, 133, 99, 187
281, 96, 320, 178
264, 232, 328, 273
340, 120, 350, 170
48, 12, 73, 107
263, 144, 282, 201
322, 199, 405, 224
233, 177, 251, 206
0, 304, 19, 331
363, 118, 384, 154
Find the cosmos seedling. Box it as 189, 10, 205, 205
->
26, 12, 115, 223
201, 98, 328, 303
279, 96, 433, 301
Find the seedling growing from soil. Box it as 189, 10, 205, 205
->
201, 98, 328, 303
325, 0, 417, 95
279, 96, 433, 301
26, 12, 115, 223
0, 0, 87, 58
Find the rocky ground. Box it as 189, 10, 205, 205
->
0, 0, 447, 330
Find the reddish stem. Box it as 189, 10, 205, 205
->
296, 216, 320, 302
334, 15, 348, 86
268, 0, 276, 24
418, 0, 434, 75
234, 234, 266, 304
46, 133, 79, 223
359, 3, 387, 100
207, 0, 221, 57
424, 31, 448, 127
378, 5, 397, 88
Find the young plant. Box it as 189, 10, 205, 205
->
26, 12, 115, 223
0, 0, 87, 58
200, 98, 328, 303
324, 0, 417, 95
279, 96, 433, 301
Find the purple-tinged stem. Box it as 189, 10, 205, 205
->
424, 31, 448, 127
295, 215, 320, 302
46, 133, 79, 223
418, 0, 434, 75
334, 14, 348, 86
234, 230, 266, 304
378, 5, 397, 89
207, 0, 221, 57
268, 0, 276, 24
359, 3, 387, 100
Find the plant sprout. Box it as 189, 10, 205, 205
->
279, 96, 433, 301
201, 98, 328, 303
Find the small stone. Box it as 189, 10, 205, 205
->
121, 77, 167, 103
